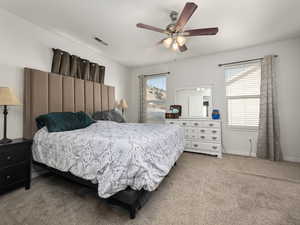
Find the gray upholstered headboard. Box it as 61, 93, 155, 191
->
23, 68, 115, 139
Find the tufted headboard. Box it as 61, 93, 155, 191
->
23, 68, 115, 139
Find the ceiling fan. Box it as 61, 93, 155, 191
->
136, 2, 218, 52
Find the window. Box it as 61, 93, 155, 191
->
141, 75, 167, 123
225, 62, 261, 127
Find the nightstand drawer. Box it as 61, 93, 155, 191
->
0, 163, 28, 187
0, 145, 29, 168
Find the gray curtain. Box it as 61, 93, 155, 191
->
256, 55, 282, 161
138, 75, 146, 123
51, 48, 105, 83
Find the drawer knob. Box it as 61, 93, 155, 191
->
182, 123, 186, 125
212, 130, 217, 133
201, 130, 205, 133
201, 136, 205, 139
194, 123, 199, 126
7, 156, 12, 160
193, 144, 198, 147
170, 122, 174, 124
6, 175, 11, 180
212, 137, 217, 140
209, 123, 214, 127
212, 146, 218, 150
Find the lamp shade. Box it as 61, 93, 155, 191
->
0, 87, 21, 106
119, 98, 128, 109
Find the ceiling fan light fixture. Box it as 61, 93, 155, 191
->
176, 36, 186, 46
172, 41, 179, 51
163, 37, 173, 48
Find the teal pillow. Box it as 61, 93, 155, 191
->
36, 112, 95, 132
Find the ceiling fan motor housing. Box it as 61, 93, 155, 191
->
170, 11, 178, 22
166, 11, 178, 33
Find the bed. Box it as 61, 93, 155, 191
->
23, 68, 184, 218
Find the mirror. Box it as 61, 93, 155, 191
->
175, 86, 213, 118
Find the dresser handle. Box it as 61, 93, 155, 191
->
212, 137, 217, 140
182, 122, 187, 126
194, 123, 199, 126
7, 156, 11, 160
170, 122, 174, 124
201, 136, 205, 139
212, 146, 218, 150
212, 130, 217, 134
6, 175, 11, 180
193, 144, 198, 148
209, 123, 214, 127
201, 130, 205, 133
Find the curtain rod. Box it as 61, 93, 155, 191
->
141, 72, 170, 77
218, 55, 278, 67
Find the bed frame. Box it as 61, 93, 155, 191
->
22, 68, 176, 219
33, 161, 152, 218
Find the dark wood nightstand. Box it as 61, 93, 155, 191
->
0, 139, 32, 194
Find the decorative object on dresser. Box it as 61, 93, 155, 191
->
0, 87, 21, 144
170, 105, 182, 116
166, 118, 222, 158
212, 109, 220, 120
0, 139, 32, 194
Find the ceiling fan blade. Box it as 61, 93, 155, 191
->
183, 27, 219, 36
179, 44, 188, 52
136, 23, 167, 34
175, 2, 198, 32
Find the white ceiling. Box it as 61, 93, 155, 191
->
1, 0, 300, 67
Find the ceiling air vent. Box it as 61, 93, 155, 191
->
94, 37, 108, 46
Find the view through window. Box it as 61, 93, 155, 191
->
145, 75, 167, 123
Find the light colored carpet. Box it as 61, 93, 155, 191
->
1, 153, 300, 225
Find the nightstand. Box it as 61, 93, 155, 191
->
0, 139, 32, 194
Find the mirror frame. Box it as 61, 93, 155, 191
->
174, 85, 214, 118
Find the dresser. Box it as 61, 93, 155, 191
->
166, 118, 222, 158
0, 139, 32, 194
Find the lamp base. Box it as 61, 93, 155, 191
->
0, 138, 12, 144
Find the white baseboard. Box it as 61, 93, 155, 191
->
283, 155, 300, 163
224, 149, 300, 163
223, 149, 256, 157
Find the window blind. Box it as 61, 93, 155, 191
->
225, 62, 261, 127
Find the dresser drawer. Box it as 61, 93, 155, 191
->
0, 145, 29, 168
202, 121, 220, 128
208, 128, 221, 136
0, 163, 29, 187
166, 120, 178, 125
178, 121, 190, 127
192, 134, 220, 142
191, 142, 222, 152
199, 127, 216, 134
184, 141, 192, 149
190, 121, 201, 127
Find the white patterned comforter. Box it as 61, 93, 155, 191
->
32, 121, 184, 198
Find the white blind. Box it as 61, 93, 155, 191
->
225, 62, 261, 127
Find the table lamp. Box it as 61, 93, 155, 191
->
118, 98, 128, 116
0, 87, 21, 144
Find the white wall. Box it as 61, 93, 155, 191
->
128, 37, 300, 162
0, 8, 131, 140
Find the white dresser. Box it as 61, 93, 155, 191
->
166, 118, 222, 158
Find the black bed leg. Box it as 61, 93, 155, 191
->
129, 207, 136, 219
